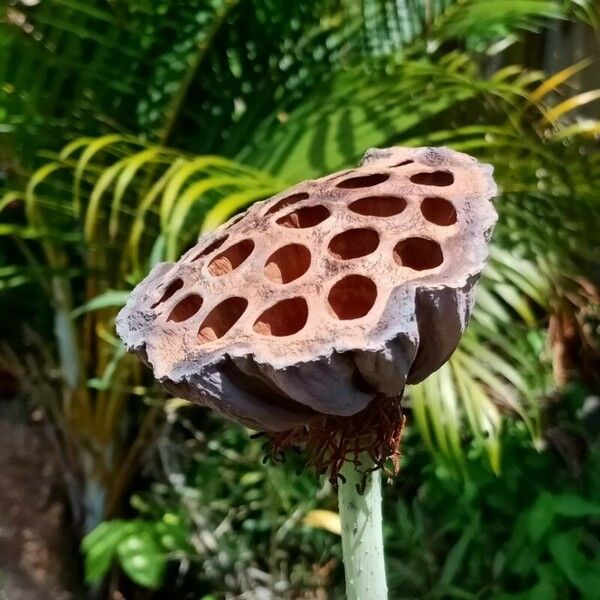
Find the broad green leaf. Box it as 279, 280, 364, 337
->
548, 531, 600, 592
117, 527, 167, 590
83, 520, 133, 583
551, 494, 600, 518
526, 493, 555, 543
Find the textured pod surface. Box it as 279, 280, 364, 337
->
117, 146, 497, 431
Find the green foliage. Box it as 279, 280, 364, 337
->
386, 386, 600, 599
85, 411, 341, 596
83, 518, 177, 589
83, 387, 600, 598
20, 135, 283, 278
0, 134, 284, 528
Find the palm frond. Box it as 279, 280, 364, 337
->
357, 0, 600, 57
15, 135, 284, 284
1, 1, 150, 164
239, 52, 547, 180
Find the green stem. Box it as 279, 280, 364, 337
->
338, 456, 388, 600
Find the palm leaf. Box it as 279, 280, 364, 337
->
15, 136, 284, 284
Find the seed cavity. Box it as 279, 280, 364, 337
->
276, 205, 330, 229
151, 278, 183, 308
197, 297, 248, 344
167, 294, 203, 322
207, 239, 254, 276
348, 195, 406, 217
264, 244, 311, 284
336, 173, 390, 189
420, 197, 457, 226
328, 275, 377, 320
410, 171, 454, 186
394, 237, 443, 271
328, 228, 379, 260
253, 297, 308, 336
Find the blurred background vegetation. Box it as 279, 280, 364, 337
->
0, 0, 599, 598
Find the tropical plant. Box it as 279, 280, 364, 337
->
82, 383, 600, 598
83, 410, 340, 596
385, 383, 600, 599
1, 0, 599, 558
1, 135, 283, 530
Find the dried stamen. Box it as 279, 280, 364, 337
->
264, 396, 405, 484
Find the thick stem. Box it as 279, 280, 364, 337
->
338, 456, 388, 600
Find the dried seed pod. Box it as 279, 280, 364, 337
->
117, 146, 497, 451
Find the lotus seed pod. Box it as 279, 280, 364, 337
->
117, 146, 497, 443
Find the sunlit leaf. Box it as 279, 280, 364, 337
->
303, 509, 342, 535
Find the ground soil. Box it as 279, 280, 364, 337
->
0, 401, 79, 600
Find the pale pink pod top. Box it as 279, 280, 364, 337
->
117, 146, 497, 431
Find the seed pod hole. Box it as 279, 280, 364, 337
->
151, 278, 184, 308
253, 297, 309, 336
421, 197, 457, 226
348, 195, 406, 217
394, 237, 443, 271
191, 235, 228, 261
390, 159, 413, 167
276, 205, 330, 229
167, 294, 203, 322
328, 275, 377, 320
264, 244, 311, 284
265, 192, 310, 216
198, 297, 248, 344
208, 239, 254, 276
410, 171, 454, 186
328, 228, 379, 260
336, 173, 390, 189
